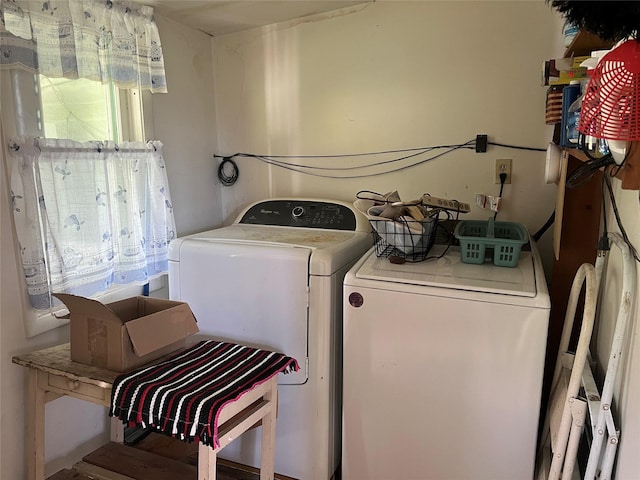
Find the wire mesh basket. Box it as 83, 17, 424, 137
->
371, 217, 438, 262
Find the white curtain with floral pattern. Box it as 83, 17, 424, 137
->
0, 0, 167, 92
9, 137, 176, 309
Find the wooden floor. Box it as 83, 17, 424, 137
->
48, 432, 297, 480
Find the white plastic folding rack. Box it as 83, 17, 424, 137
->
536, 232, 636, 480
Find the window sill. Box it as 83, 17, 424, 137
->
24, 275, 167, 338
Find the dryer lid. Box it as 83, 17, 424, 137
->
355, 245, 538, 298
169, 224, 372, 276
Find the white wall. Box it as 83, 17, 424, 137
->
212, 0, 561, 272
0, 16, 220, 479
152, 15, 223, 236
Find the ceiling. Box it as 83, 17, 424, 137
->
138, 1, 369, 37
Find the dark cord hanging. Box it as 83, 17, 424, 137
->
218, 156, 239, 186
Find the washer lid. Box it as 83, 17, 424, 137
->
355, 245, 538, 297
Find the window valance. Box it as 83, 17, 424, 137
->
0, 0, 167, 93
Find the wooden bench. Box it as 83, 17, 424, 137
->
13, 343, 279, 480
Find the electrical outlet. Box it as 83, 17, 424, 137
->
495, 159, 512, 184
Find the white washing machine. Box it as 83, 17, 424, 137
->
342, 242, 551, 480
168, 198, 372, 480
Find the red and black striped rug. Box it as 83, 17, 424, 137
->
110, 340, 298, 448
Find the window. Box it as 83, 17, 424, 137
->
40, 76, 118, 142
9, 69, 146, 142
7, 70, 173, 337
39, 74, 148, 144
1, 0, 170, 337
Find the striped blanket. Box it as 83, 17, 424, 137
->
109, 339, 298, 447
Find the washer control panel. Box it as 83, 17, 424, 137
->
239, 200, 357, 230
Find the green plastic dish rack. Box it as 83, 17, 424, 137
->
454, 218, 529, 267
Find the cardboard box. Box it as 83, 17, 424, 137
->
54, 294, 199, 372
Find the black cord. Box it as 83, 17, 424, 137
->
601, 173, 608, 237
494, 172, 507, 220
597, 173, 611, 252
565, 137, 624, 189
603, 173, 640, 262
231, 143, 474, 179
532, 211, 555, 242
565, 154, 615, 189
230, 142, 475, 159
425, 209, 459, 261
213, 139, 547, 180
488, 142, 546, 152
217, 156, 239, 186
608, 141, 633, 178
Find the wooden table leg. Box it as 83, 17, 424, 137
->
198, 442, 217, 480
259, 378, 278, 480
196, 376, 278, 480
110, 417, 125, 443
26, 369, 45, 480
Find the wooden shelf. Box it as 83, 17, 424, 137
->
564, 148, 588, 162
565, 30, 615, 58
46, 436, 297, 480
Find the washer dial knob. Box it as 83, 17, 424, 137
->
292, 206, 305, 219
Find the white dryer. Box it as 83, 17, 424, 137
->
168, 198, 372, 480
342, 242, 551, 480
